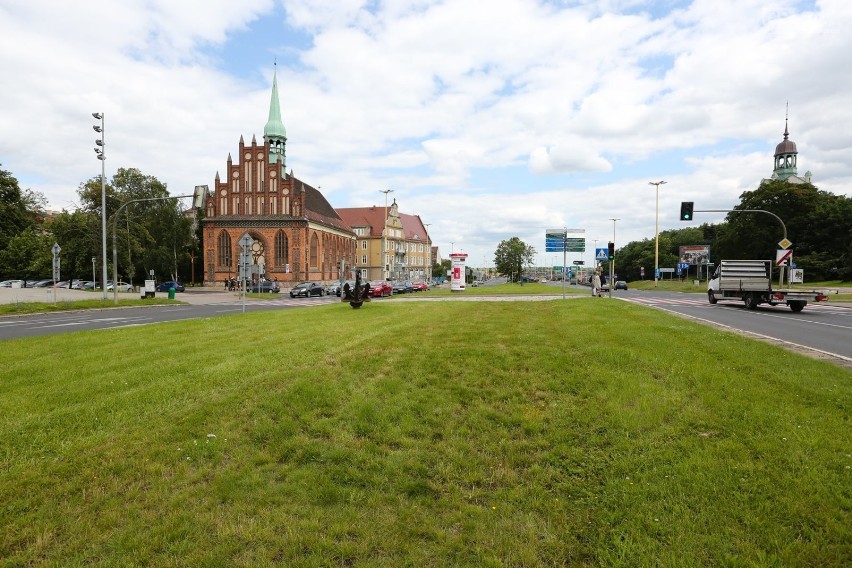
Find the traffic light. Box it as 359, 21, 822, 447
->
680, 201, 694, 221
607, 241, 615, 260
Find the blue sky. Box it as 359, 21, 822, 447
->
0, 0, 848, 268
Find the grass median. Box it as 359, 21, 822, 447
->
1, 299, 849, 565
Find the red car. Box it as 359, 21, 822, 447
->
369, 280, 392, 297
411, 281, 429, 291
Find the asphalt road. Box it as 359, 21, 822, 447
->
614, 289, 852, 366
0, 289, 343, 340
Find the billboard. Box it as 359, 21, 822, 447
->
679, 245, 710, 266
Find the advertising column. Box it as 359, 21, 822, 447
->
449, 252, 468, 292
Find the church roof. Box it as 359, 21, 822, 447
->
291, 176, 351, 232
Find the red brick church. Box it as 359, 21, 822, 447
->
201, 70, 356, 285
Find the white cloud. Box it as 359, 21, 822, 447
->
0, 0, 850, 268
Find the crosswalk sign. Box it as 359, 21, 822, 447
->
595, 248, 608, 261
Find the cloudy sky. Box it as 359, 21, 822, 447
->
1, 0, 850, 268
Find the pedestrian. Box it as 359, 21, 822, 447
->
592, 272, 602, 297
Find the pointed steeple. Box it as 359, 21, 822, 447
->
264, 68, 287, 139
264, 64, 287, 167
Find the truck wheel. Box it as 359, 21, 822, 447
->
744, 293, 758, 310
708, 291, 718, 304
789, 301, 806, 312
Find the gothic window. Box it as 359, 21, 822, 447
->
310, 233, 319, 268
217, 231, 232, 266
275, 230, 288, 267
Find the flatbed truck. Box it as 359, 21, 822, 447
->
707, 259, 828, 312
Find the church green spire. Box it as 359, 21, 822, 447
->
264, 66, 287, 167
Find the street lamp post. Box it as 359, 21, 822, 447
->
93, 113, 108, 299
423, 223, 431, 282
648, 180, 667, 288
380, 189, 393, 280
609, 218, 619, 298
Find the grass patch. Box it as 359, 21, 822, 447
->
0, 297, 180, 315
1, 300, 850, 565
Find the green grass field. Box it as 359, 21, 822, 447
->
1, 299, 850, 566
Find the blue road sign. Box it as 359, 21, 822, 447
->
595, 248, 608, 261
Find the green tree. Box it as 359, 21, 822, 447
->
494, 237, 535, 281
715, 180, 852, 280
77, 168, 195, 283
432, 258, 451, 280
0, 166, 47, 277
0, 227, 54, 280
47, 210, 101, 283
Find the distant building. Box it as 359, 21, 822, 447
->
336, 199, 431, 282
767, 115, 812, 184
201, 70, 355, 285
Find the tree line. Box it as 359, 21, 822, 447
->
0, 164, 199, 285
492, 179, 851, 283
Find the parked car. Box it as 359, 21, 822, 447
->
614, 280, 628, 290
336, 280, 357, 297
156, 281, 185, 292
249, 281, 280, 293
368, 280, 392, 297
392, 280, 414, 294
411, 281, 429, 291
32, 279, 54, 287
78, 281, 97, 290
107, 281, 134, 292
289, 282, 325, 297
325, 283, 341, 296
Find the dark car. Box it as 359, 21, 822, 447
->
156, 281, 185, 292
289, 282, 325, 298
614, 280, 628, 290
392, 280, 414, 294
336, 280, 356, 297
249, 281, 280, 293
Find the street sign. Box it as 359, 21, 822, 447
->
677, 262, 690, 271
776, 249, 793, 266
778, 238, 792, 249
595, 248, 608, 261
572, 260, 584, 265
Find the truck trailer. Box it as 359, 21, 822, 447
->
707, 259, 828, 312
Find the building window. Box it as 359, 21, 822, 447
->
361, 240, 367, 249
217, 231, 232, 266
310, 233, 318, 268
275, 230, 288, 268
361, 255, 367, 265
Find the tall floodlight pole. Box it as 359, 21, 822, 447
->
93, 113, 108, 299
649, 180, 667, 288
380, 189, 394, 280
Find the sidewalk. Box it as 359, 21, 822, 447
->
0, 285, 239, 306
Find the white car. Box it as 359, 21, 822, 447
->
106, 281, 134, 292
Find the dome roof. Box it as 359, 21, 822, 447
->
774, 120, 797, 156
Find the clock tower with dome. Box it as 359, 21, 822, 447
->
767, 111, 812, 184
